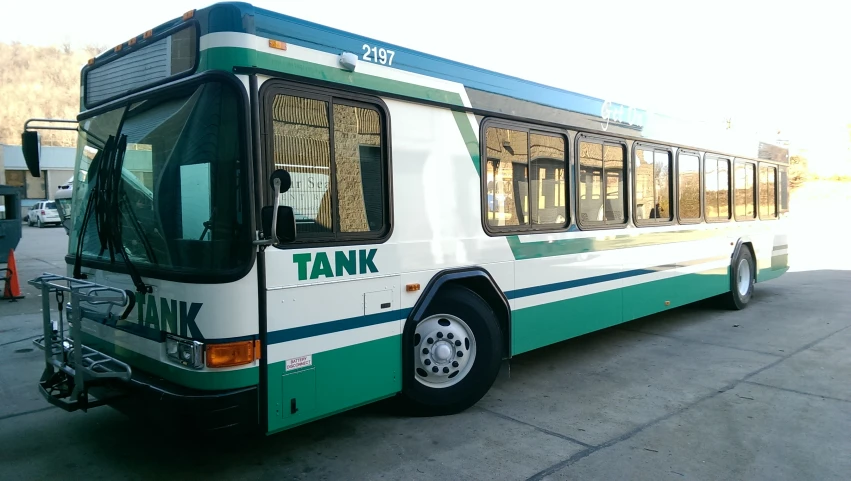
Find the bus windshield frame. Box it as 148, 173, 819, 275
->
67, 73, 255, 284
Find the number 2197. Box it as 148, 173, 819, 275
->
362, 44, 395, 66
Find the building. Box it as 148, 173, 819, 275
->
0, 143, 75, 217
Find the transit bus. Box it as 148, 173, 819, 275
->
24, 2, 789, 435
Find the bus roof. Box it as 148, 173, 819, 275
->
86, 2, 787, 163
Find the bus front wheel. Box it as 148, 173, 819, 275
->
723, 247, 755, 310
402, 285, 502, 416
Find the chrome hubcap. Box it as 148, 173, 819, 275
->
737, 258, 751, 297
414, 314, 476, 388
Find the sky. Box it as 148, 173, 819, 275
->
2, 0, 849, 169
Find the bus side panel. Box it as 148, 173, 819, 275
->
510, 236, 626, 356
621, 234, 732, 322
757, 229, 789, 282
622, 267, 729, 322
264, 243, 403, 433
512, 288, 623, 356
267, 334, 401, 433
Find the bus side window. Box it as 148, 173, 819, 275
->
778, 166, 789, 213
271, 95, 333, 235
677, 152, 701, 222
759, 165, 777, 219
634, 146, 672, 224
705, 157, 731, 221
578, 140, 626, 227
269, 92, 389, 241
485, 127, 529, 228
735, 162, 756, 221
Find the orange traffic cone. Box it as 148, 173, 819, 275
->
2, 248, 24, 301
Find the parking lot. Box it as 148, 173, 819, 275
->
1, 183, 849, 480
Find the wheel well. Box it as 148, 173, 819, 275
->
439, 277, 511, 358
408, 270, 511, 360
733, 240, 757, 280
741, 241, 756, 280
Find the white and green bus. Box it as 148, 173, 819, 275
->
24, 2, 789, 435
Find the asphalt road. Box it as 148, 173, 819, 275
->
1, 183, 849, 480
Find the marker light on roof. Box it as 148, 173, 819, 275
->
113, 44, 122, 52
268, 39, 287, 51
128, 37, 137, 46
144, 30, 153, 39
182, 9, 195, 21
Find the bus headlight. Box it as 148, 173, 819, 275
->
166, 335, 204, 369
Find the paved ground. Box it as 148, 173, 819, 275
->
1, 222, 67, 317
0, 183, 849, 480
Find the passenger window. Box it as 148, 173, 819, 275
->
678, 153, 701, 221
778, 167, 789, 212
269, 93, 387, 239
735, 162, 756, 220
484, 127, 566, 230
530, 133, 566, 226
578, 140, 625, 226
759, 165, 777, 219
485, 127, 529, 227
333, 104, 384, 233
704, 157, 731, 221
634, 147, 672, 223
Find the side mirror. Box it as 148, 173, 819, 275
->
21, 131, 41, 177
264, 169, 295, 244
269, 169, 292, 194
261, 206, 296, 243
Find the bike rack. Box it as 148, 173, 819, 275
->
29, 273, 133, 412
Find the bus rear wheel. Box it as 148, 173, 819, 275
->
402, 285, 502, 416
722, 247, 755, 310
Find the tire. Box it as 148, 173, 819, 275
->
722, 246, 755, 310
38, 218, 44, 228
401, 285, 503, 416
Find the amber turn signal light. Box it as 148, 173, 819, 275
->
268, 39, 287, 50
206, 340, 257, 368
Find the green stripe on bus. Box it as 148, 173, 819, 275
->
200, 46, 483, 175
512, 268, 730, 355
451, 110, 480, 174
758, 264, 789, 283
79, 332, 258, 390
267, 335, 400, 433
200, 47, 466, 105
505, 224, 774, 261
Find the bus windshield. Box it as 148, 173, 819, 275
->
69, 80, 251, 278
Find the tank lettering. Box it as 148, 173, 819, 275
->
310, 252, 334, 279
144, 298, 159, 331
294, 249, 379, 281
130, 295, 203, 339
160, 298, 178, 334
335, 250, 357, 277
179, 301, 203, 339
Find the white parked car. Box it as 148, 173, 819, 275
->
26, 200, 62, 228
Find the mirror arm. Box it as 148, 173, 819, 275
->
269, 177, 282, 245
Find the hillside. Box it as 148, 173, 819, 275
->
0, 42, 102, 147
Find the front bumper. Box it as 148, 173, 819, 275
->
90, 367, 259, 432
34, 335, 259, 432
29, 273, 258, 433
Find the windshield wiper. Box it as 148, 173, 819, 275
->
119, 191, 158, 265
73, 134, 151, 294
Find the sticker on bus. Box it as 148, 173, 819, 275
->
286, 355, 313, 371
